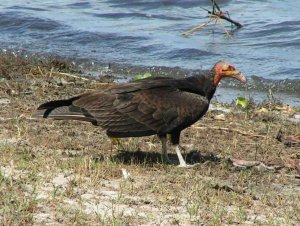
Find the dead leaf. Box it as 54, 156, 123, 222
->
276, 130, 300, 147
230, 158, 276, 171
230, 158, 260, 168
284, 159, 300, 175
213, 113, 226, 121
274, 105, 295, 114
254, 162, 276, 171
257, 107, 268, 113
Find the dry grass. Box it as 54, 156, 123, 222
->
0, 54, 299, 225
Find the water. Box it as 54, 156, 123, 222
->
0, 0, 299, 104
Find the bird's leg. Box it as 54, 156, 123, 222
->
173, 144, 188, 167
174, 145, 201, 168
170, 132, 200, 168
159, 135, 171, 163
170, 132, 189, 167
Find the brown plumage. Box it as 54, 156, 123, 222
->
33, 61, 246, 167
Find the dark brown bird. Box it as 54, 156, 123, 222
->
33, 61, 246, 167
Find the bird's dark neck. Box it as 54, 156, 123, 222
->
181, 72, 217, 101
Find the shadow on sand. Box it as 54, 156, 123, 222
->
91, 149, 221, 166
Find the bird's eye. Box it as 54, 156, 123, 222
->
227, 65, 235, 71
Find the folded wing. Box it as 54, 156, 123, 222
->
34, 80, 209, 137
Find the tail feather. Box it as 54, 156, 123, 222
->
32, 96, 96, 124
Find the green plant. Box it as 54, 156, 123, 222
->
235, 97, 249, 109
134, 73, 152, 80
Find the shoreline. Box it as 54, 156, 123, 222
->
1, 51, 299, 106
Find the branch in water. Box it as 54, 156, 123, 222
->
210, 0, 242, 28
208, 10, 242, 28
182, 1, 242, 36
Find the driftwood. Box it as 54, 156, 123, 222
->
208, 0, 242, 28
182, 0, 242, 36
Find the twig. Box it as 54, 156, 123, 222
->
211, 0, 221, 12
38, 66, 45, 77
182, 0, 242, 36
182, 18, 214, 36
56, 72, 90, 81
210, 0, 242, 28
49, 67, 54, 77
192, 125, 265, 138
208, 10, 242, 28
216, 17, 232, 37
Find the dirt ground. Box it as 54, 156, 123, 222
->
0, 54, 299, 225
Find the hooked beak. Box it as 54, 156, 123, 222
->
224, 70, 247, 83
232, 71, 247, 83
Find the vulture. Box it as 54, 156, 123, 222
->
33, 61, 246, 167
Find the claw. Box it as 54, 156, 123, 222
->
178, 163, 201, 168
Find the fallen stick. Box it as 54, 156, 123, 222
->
56, 72, 91, 81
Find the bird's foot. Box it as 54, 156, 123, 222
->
177, 163, 201, 168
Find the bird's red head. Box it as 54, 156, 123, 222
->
213, 61, 247, 86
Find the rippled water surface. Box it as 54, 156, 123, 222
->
0, 0, 299, 103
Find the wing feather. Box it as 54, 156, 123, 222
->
67, 81, 209, 137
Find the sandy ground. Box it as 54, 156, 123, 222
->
0, 55, 299, 225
